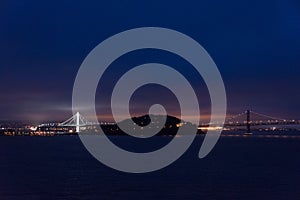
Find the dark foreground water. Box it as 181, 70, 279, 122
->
1, 132, 300, 200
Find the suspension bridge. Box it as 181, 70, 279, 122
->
38, 112, 99, 134
39, 110, 299, 133
59, 112, 94, 133
222, 110, 299, 134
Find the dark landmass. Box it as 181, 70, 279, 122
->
98, 114, 204, 136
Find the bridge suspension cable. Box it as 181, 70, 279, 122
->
226, 111, 247, 121
59, 112, 93, 133
250, 111, 288, 121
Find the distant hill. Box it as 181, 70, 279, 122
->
99, 114, 204, 136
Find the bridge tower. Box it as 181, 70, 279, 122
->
246, 110, 252, 134
76, 112, 80, 133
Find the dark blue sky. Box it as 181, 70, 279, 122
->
0, 0, 300, 123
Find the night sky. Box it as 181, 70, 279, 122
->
0, 0, 300, 123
